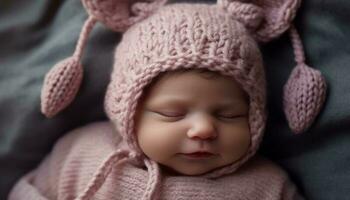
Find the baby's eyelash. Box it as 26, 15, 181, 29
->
154, 111, 185, 118
216, 113, 246, 119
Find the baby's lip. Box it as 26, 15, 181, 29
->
180, 150, 216, 155
185, 151, 212, 154
178, 151, 216, 158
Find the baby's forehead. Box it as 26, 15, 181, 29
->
139, 69, 248, 104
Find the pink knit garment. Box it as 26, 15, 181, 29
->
34, 0, 327, 199
41, 17, 96, 118
9, 122, 304, 200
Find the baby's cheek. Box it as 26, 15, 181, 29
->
154, 124, 184, 150
138, 122, 183, 161
219, 124, 251, 157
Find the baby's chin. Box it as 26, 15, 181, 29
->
160, 163, 223, 176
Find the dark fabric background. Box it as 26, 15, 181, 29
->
1, 0, 349, 199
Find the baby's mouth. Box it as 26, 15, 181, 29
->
179, 152, 215, 159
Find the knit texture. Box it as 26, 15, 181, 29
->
33, 0, 327, 199
9, 122, 304, 200
41, 16, 96, 117
283, 26, 327, 133
104, 4, 267, 178
39, 0, 327, 134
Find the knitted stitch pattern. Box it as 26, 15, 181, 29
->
9, 122, 304, 200
104, 4, 266, 178
33, 0, 327, 199
40, 0, 326, 136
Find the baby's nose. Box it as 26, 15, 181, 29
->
187, 114, 217, 140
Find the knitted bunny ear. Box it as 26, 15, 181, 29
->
218, 0, 301, 42
252, 0, 301, 42
81, 0, 167, 32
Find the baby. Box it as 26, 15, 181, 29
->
9, 0, 327, 199
135, 69, 251, 176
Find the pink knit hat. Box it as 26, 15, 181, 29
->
40, 0, 327, 199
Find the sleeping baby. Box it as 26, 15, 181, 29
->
9, 0, 327, 199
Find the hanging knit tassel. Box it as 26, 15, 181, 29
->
75, 149, 132, 200
41, 16, 96, 117
283, 25, 327, 134
141, 159, 161, 200
75, 149, 161, 200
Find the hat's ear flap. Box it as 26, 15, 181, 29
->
82, 0, 167, 32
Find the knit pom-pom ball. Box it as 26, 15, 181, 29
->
41, 57, 83, 117
283, 64, 327, 134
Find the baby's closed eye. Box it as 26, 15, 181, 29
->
146, 107, 247, 122
216, 112, 246, 119
154, 110, 185, 118
145, 108, 187, 121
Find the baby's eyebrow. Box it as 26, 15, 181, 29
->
146, 96, 247, 109
146, 98, 188, 108
214, 104, 248, 112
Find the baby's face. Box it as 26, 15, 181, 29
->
135, 70, 250, 175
